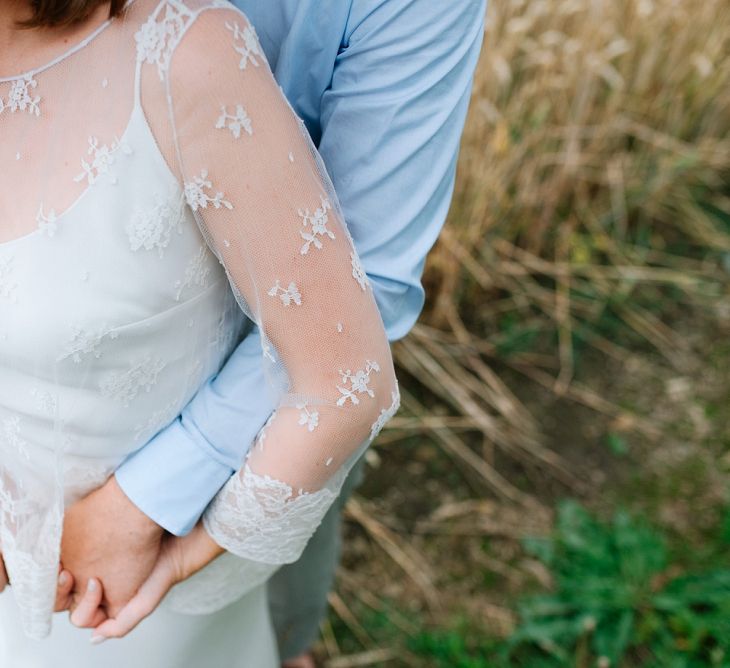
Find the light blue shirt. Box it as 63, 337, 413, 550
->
115, 0, 487, 535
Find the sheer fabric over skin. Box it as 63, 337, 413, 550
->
0, 0, 398, 638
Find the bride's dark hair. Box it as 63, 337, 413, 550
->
20, 0, 126, 28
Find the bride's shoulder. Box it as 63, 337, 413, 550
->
132, 0, 259, 83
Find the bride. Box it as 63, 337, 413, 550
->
0, 0, 399, 665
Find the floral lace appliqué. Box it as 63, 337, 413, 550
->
336, 360, 381, 407
126, 194, 184, 257
36, 204, 57, 237
216, 105, 253, 139
74, 136, 132, 186
0, 75, 41, 117
58, 324, 119, 363
174, 245, 213, 301
226, 21, 263, 70
184, 170, 233, 212
296, 403, 319, 432
135, 1, 194, 79
268, 280, 302, 307
1, 417, 31, 462
299, 196, 334, 255
133, 399, 178, 443
99, 355, 167, 407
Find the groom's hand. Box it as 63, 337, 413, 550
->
71, 522, 224, 641
57, 475, 164, 619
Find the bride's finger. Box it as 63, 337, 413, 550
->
70, 578, 107, 628
91, 566, 174, 641
54, 570, 74, 612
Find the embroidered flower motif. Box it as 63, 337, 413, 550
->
350, 252, 369, 291
74, 135, 132, 186
370, 389, 401, 441
226, 21, 263, 70
126, 194, 184, 257
135, 3, 193, 79
299, 196, 334, 255
58, 324, 119, 363
184, 170, 233, 212
0, 256, 18, 303
267, 280, 302, 307
133, 399, 178, 442
174, 245, 213, 301
296, 403, 319, 432
337, 360, 380, 406
30, 387, 58, 415
36, 203, 57, 237
0, 75, 41, 117
99, 355, 167, 407
216, 104, 253, 139
1, 416, 31, 461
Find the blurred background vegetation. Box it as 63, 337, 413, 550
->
316, 0, 730, 665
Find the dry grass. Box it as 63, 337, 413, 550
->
324, 0, 730, 664
396, 0, 730, 506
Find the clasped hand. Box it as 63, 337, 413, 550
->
54, 475, 223, 643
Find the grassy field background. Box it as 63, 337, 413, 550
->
315, 0, 730, 665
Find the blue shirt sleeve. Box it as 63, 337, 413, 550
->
322, 0, 487, 339
115, 0, 486, 535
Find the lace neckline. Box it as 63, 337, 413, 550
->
0, 0, 137, 84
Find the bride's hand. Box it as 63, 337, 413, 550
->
71, 523, 224, 642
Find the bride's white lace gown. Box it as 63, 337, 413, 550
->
0, 0, 399, 664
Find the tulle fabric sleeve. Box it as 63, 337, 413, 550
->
159, 5, 399, 568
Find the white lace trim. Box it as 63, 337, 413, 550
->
202, 463, 340, 564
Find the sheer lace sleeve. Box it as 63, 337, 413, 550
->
153, 4, 399, 569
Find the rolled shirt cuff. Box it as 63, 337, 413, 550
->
115, 416, 235, 536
